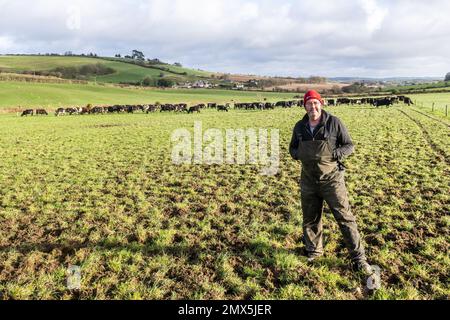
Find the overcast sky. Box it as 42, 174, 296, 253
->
0, 0, 449, 78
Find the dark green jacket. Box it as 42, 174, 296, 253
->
289, 110, 355, 163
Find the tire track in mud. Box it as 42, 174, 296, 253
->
398, 109, 450, 165
409, 107, 450, 128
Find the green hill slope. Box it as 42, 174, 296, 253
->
0, 55, 101, 71
0, 55, 213, 84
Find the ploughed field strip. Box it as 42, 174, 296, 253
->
0, 105, 448, 300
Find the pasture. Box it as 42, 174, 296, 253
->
410, 93, 450, 117
0, 99, 448, 300
0, 56, 104, 72
0, 82, 296, 112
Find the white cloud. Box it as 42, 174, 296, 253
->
0, 0, 449, 77
359, 0, 388, 33
239, 2, 259, 21
0, 36, 13, 51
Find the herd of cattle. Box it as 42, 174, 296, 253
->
330, 95, 414, 107
19, 95, 414, 117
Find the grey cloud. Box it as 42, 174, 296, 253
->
0, 0, 449, 77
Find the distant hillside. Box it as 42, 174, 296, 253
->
330, 76, 443, 83
0, 55, 216, 85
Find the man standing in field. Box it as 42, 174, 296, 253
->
289, 90, 373, 275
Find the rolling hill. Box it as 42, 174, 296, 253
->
0, 55, 214, 85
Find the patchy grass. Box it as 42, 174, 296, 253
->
0, 103, 448, 300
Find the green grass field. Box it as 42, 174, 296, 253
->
410, 93, 450, 116
153, 63, 213, 78
385, 81, 450, 92
0, 100, 448, 299
0, 56, 103, 71
0, 81, 297, 111
0, 56, 211, 84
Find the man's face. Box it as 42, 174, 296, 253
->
305, 99, 323, 121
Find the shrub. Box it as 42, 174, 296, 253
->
157, 78, 174, 87
142, 77, 155, 87
50, 63, 115, 79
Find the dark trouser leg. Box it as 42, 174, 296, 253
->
301, 180, 324, 256
321, 173, 366, 262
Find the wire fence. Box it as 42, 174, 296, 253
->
413, 100, 449, 117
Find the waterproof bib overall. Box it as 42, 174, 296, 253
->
297, 130, 366, 262
297, 138, 337, 182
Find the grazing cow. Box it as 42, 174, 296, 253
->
395, 96, 413, 106
373, 98, 393, 108
107, 105, 125, 113
127, 105, 143, 113
256, 103, 265, 110
65, 107, 79, 115
276, 101, 294, 108
403, 97, 413, 106
35, 109, 48, 116
188, 105, 201, 114
361, 98, 373, 105
145, 105, 158, 113
55, 108, 66, 116
327, 99, 336, 106
126, 105, 135, 113
160, 104, 176, 112
265, 102, 275, 110
337, 98, 351, 105
90, 106, 104, 114
175, 104, 188, 112
217, 105, 229, 112
21, 109, 34, 117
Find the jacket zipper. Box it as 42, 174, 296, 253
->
308, 125, 323, 141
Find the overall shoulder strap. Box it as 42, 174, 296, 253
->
323, 121, 331, 140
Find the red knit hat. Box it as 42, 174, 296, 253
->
304, 90, 323, 106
